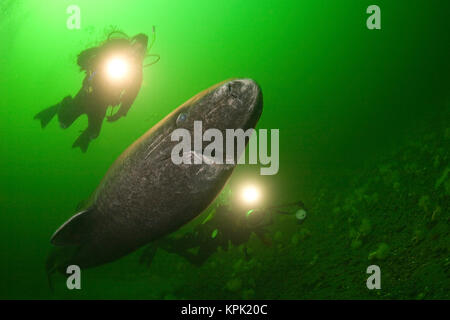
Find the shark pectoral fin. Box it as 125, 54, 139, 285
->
50, 208, 94, 246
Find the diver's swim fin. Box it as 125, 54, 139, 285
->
72, 131, 91, 153
34, 104, 59, 128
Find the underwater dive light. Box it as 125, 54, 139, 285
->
105, 56, 129, 81
241, 185, 260, 205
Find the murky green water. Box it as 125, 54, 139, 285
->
0, 0, 448, 299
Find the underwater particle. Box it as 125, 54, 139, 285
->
233, 258, 244, 271
371, 193, 379, 203
274, 231, 283, 242
379, 164, 400, 186
343, 198, 358, 215
201, 209, 216, 225
177, 262, 185, 271
431, 206, 441, 223
444, 127, 450, 140
416, 292, 426, 300
295, 209, 307, 222
343, 203, 351, 213
435, 167, 450, 189
444, 258, 450, 268
418, 195, 430, 212
368, 243, 390, 261
211, 228, 218, 239
245, 246, 254, 256
349, 227, 358, 239
405, 162, 419, 174
363, 193, 379, 205
163, 293, 177, 300
351, 239, 362, 249
355, 187, 364, 201
291, 234, 299, 245
243, 258, 257, 272
298, 228, 311, 240
433, 155, 440, 168
310, 254, 319, 266
445, 179, 450, 196
359, 218, 372, 236
379, 164, 391, 175
242, 289, 255, 300
411, 229, 425, 245
187, 246, 200, 256
226, 278, 242, 292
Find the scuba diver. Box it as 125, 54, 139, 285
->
34, 28, 160, 152
139, 196, 308, 267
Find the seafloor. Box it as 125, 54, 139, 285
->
51, 106, 449, 300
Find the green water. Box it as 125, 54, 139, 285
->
0, 0, 448, 299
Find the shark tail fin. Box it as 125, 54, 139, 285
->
46, 208, 96, 292
45, 245, 79, 293
45, 249, 58, 293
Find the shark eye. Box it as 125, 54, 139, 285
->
176, 112, 187, 126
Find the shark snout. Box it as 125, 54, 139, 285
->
228, 78, 257, 96
226, 78, 261, 112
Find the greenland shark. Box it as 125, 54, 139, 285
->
46, 78, 263, 275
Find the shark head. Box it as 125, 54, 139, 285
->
175, 78, 263, 133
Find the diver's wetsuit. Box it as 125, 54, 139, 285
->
140, 204, 251, 267
140, 201, 307, 267
34, 34, 147, 152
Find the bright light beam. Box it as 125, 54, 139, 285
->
106, 57, 128, 80
241, 185, 260, 205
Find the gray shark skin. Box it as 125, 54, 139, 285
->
47, 79, 263, 272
